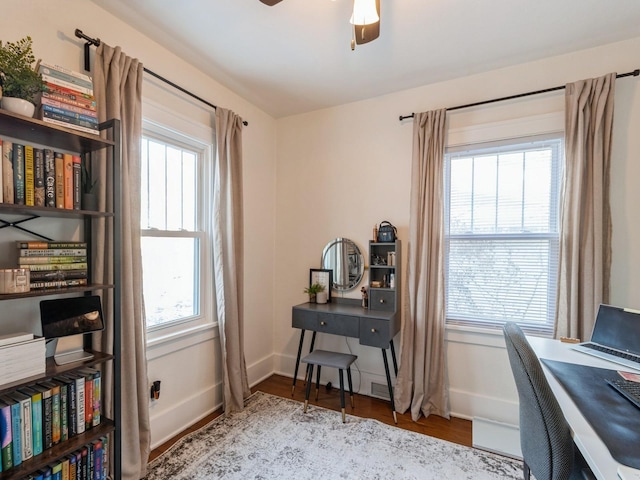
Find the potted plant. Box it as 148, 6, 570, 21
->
0, 36, 43, 117
81, 160, 98, 211
304, 282, 326, 303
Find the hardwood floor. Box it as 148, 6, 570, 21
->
148, 374, 472, 462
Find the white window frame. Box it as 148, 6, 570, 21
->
141, 104, 215, 344
444, 133, 564, 335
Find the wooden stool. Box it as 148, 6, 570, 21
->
301, 349, 357, 423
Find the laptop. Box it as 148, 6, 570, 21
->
571, 304, 640, 371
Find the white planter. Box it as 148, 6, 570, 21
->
316, 291, 328, 304
1, 97, 36, 118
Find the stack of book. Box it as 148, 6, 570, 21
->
0, 368, 103, 475
17, 241, 88, 290
0, 332, 45, 387
37, 62, 98, 135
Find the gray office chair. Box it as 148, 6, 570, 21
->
503, 322, 594, 480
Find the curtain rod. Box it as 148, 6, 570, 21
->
74, 29, 249, 126
398, 69, 640, 122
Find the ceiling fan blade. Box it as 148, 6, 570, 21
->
354, 0, 380, 45
258, 0, 283, 5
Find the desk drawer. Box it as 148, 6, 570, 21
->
292, 309, 317, 330
370, 290, 395, 312
317, 314, 359, 338
360, 318, 392, 348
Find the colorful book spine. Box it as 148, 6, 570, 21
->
92, 370, 101, 427
42, 382, 61, 446
0, 400, 13, 470
24, 145, 35, 206
8, 391, 32, 460
51, 460, 62, 480
25, 263, 88, 272
39, 97, 97, 118
72, 155, 81, 210
40, 74, 93, 95
54, 152, 64, 208
92, 439, 103, 480
42, 110, 99, 131
19, 248, 87, 257
28, 269, 88, 282
41, 117, 101, 136
39, 384, 53, 450
34, 147, 45, 207
67, 453, 77, 480
12, 143, 25, 205
44, 149, 56, 208
39, 89, 97, 111
41, 104, 98, 125
16, 241, 87, 249
38, 62, 93, 90
0, 396, 21, 466
29, 279, 88, 290
18, 256, 88, 265
18, 387, 42, 456
55, 376, 76, 438
2, 140, 14, 204
63, 153, 73, 209
84, 373, 93, 431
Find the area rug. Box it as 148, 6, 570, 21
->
144, 391, 523, 480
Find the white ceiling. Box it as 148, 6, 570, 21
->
95, 0, 640, 118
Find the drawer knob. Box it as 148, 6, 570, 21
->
379, 299, 385, 304
320, 321, 326, 326
371, 328, 377, 333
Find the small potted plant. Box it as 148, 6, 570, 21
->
304, 282, 326, 303
0, 36, 43, 117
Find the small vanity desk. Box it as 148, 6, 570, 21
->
291, 298, 401, 421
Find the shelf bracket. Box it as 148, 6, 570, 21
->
0, 214, 54, 241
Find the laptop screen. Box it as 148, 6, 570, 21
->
591, 304, 640, 355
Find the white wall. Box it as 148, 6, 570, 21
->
2, 1, 277, 448
273, 36, 640, 454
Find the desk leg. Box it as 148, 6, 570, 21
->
382, 348, 398, 424
390, 340, 398, 376
292, 329, 306, 395
309, 331, 317, 352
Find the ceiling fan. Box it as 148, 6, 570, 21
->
258, 0, 381, 49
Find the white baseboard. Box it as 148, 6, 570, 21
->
472, 417, 522, 459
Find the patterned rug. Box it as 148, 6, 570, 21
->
144, 391, 523, 479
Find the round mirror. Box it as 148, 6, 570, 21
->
321, 238, 364, 291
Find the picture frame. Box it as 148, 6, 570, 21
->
309, 268, 333, 303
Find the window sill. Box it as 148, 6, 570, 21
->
146, 322, 219, 361
445, 322, 552, 348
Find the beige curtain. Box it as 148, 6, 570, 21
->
555, 73, 616, 340
394, 109, 450, 421
92, 43, 150, 479
213, 107, 251, 413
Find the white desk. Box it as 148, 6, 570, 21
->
528, 336, 640, 480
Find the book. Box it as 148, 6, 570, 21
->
0, 331, 34, 347
16, 241, 87, 249
2, 140, 13, 204
40, 382, 61, 445
34, 147, 45, 207
29, 269, 88, 282
34, 383, 53, 450
82, 371, 94, 430
30, 279, 89, 290
41, 104, 98, 126
100, 435, 108, 479
64, 373, 85, 435
25, 263, 89, 272
25, 145, 35, 206
39, 89, 97, 112
79, 368, 100, 428
41, 110, 99, 131
7, 391, 33, 460
66, 453, 77, 480
17, 386, 43, 456
40, 73, 93, 96
38, 62, 93, 91
40, 97, 97, 118
72, 155, 81, 210
51, 460, 62, 480
79, 446, 88, 480
63, 153, 73, 209
92, 439, 103, 480
0, 399, 13, 470
19, 248, 87, 257
55, 152, 64, 208
51, 378, 70, 441
44, 149, 56, 207
54, 376, 76, 438
19, 256, 88, 265
0, 395, 21, 466
12, 143, 25, 205
41, 117, 101, 136
60, 456, 70, 480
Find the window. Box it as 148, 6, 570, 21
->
444, 134, 563, 334
140, 131, 209, 331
